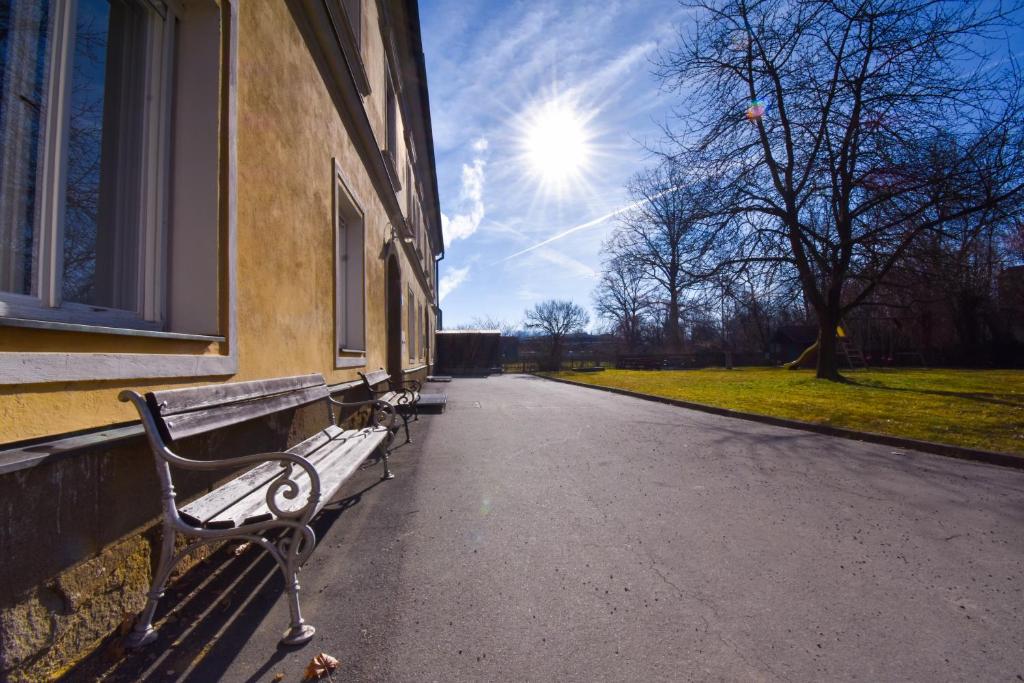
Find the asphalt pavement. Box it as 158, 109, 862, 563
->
95, 374, 1024, 682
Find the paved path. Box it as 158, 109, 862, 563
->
119, 375, 1024, 682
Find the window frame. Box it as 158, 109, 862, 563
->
333, 158, 367, 368
0, 0, 177, 331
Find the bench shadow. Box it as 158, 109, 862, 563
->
63, 480, 383, 683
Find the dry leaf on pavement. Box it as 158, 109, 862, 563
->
303, 652, 341, 680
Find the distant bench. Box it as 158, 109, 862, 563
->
359, 369, 421, 443
120, 373, 397, 647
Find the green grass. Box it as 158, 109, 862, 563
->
545, 367, 1024, 455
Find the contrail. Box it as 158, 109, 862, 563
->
498, 186, 681, 263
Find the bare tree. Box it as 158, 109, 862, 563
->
524, 299, 590, 370
608, 163, 715, 351
657, 0, 1024, 379
593, 252, 655, 351
452, 315, 522, 336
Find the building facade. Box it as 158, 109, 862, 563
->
0, 0, 442, 678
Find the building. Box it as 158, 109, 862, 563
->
0, 0, 442, 678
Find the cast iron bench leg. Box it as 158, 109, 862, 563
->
379, 443, 394, 480
280, 525, 317, 646
125, 526, 177, 648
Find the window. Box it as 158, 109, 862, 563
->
419, 303, 425, 361
423, 305, 430, 363
384, 67, 397, 162
340, 0, 360, 49
0, 0, 175, 328
407, 286, 415, 362
405, 161, 412, 218
334, 159, 365, 362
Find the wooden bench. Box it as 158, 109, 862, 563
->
119, 373, 397, 648
358, 369, 421, 443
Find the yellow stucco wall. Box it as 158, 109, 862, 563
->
0, 0, 437, 444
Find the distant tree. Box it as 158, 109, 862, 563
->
592, 253, 654, 351
524, 299, 590, 370
657, 0, 1024, 379
453, 316, 521, 336
608, 163, 715, 351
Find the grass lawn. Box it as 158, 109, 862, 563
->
546, 367, 1024, 455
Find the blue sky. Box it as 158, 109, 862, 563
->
420, 0, 689, 328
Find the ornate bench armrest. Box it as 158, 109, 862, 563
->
328, 396, 397, 430
395, 378, 422, 394
120, 390, 322, 521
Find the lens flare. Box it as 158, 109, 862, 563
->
746, 98, 767, 121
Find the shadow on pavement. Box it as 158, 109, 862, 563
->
64, 478, 385, 683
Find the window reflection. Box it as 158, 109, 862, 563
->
63, 0, 148, 309
0, 0, 51, 296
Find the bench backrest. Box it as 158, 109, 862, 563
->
145, 373, 330, 442
359, 369, 391, 390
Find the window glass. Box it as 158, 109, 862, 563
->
407, 286, 414, 361
341, 0, 359, 47
0, 0, 52, 296
63, 0, 149, 309
335, 169, 365, 352
385, 73, 396, 157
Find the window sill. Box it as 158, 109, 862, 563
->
0, 316, 225, 343
336, 355, 367, 369
402, 364, 428, 374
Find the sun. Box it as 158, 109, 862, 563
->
520, 98, 594, 192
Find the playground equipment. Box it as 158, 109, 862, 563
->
783, 325, 869, 370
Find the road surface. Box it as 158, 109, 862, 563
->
100, 374, 1024, 682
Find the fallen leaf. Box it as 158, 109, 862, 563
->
272, 674, 285, 683
304, 652, 341, 680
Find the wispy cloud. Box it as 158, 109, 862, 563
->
422, 0, 693, 326
439, 265, 471, 302
532, 247, 599, 279
442, 137, 489, 248
498, 185, 683, 263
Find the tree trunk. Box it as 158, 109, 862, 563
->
547, 336, 563, 371
815, 315, 843, 381
665, 297, 683, 352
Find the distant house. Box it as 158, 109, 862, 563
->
0, 1, 442, 678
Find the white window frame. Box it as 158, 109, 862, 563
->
0, 0, 177, 331
333, 158, 367, 368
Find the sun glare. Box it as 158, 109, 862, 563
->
521, 99, 594, 192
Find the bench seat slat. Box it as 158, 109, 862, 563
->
159, 385, 330, 442
213, 428, 377, 528
179, 426, 388, 529
177, 425, 345, 528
